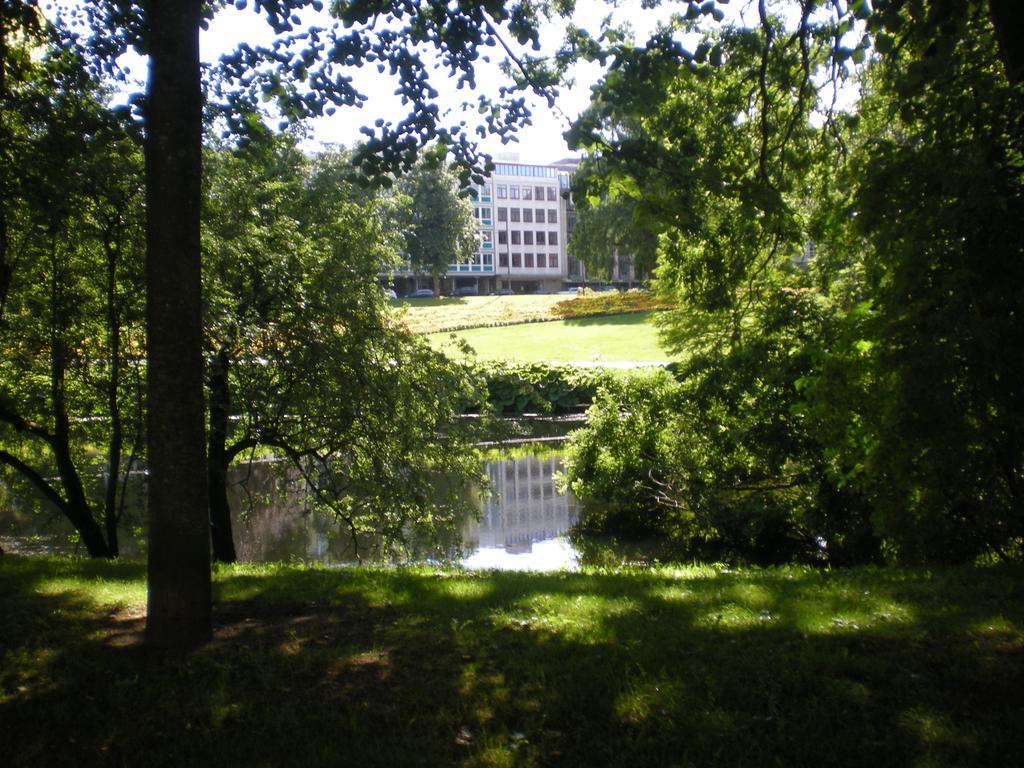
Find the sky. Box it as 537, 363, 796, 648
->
194, 0, 684, 164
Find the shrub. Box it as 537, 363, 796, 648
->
565, 291, 880, 566
471, 363, 618, 415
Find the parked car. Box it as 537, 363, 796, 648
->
383, 288, 397, 300
452, 286, 479, 296
492, 288, 514, 296
408, 288, 435, 298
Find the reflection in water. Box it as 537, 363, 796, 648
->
461, 454, 580, 571
0, 452, 580, 571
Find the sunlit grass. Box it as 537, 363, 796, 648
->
428, 313, 672, 364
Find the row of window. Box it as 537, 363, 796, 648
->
475, 207, 560, 224
502, 462, 556, 480
497, 253, 560, 269
453, 253, 493, 266
497, 184, 558, 201
499, 207, 557, 224
493, 163, 559, 179
496, 230, 558, 246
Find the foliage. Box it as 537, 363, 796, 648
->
565, 2, 1023, 566
67, 0, 565, 645
805, 5, 1024, 563
395, 156, 478, 294
567, 196, 658, 283
0, 19, 145, 558
565, 294, 879, 567
473, 363, 618, 415
202, 131, 490, 562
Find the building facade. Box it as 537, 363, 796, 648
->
391, 157, 581, 295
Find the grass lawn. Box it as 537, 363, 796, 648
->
428, 312, 672, 364
394, 292, 668, 335
2, 556, 1022, 767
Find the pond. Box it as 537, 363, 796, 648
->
0, 450, 581, 571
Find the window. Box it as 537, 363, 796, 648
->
497, 184, 507, 199
522, 186, 533, 200
497, 207, 507, 222
537, 253, 547, 268
480, 231, 492, 244
535, 208, 545, 221
523, 209, 533, 223
549, 232, 558, 245
549, 254, 558, 269
534, 186, 544, 200
481, 207, 491, 220
536, 231, 546, 245
510, 186, 519, 199
547, 209, 557, 224
473, 208, 480, 219
483, 252, 493, 265
510, 208, 520, 222
525, 253, 534, 268
511, 231, 521, 245
498, 230, 507, 245
512, 252, 522, 267
546, 187, 557, 201
499, 252, 508, 268
524, 231, 534, 245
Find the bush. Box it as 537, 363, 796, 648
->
565, 290, 880, 566
470, 363, 619, 415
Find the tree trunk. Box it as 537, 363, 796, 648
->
143, 0, 211, 650
0, 27, 10, 316
50, 234, 114, 559
0, 448, 111, 556
207, 348, 237, 563
103, 237, 122, 557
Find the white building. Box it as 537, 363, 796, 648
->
391, 156, 581, 295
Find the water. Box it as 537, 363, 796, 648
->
462, 453, 579, 570
0, 451, 580, 571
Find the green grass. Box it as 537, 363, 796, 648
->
2, 556, 1022, 767
428, 312, 672, 364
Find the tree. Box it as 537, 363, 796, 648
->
564, 1, 1023, 565
567, 196, 658, 286
0, 13, 146, 559
397, 156, 478, 295
568, 18, 826, 351
814, 4, 1024, 562
135, 0, 211, 649
77, 0, 555, 647
563, 17, 877, 565
202, 132, 486, 563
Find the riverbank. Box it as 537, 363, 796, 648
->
2, 557, 1022, 767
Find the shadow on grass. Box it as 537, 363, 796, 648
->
558, 312, 655, 329
1, 558, 1022, 767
